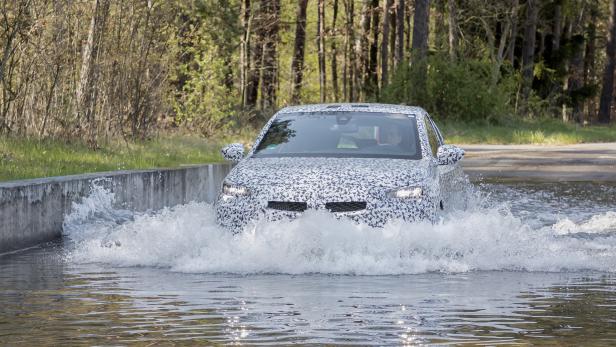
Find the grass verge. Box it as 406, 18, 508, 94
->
440, 118, 616, 145
0, 135, 228, 182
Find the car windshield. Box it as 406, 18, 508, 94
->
252, 112, 422, 159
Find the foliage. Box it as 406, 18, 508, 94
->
172, 34, 239, 136
0, 0, 174, 142
382, 55, 514, 123
170, 0, 242, 137
0, 0, 614, 156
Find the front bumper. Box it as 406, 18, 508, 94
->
215, 194, 437, 232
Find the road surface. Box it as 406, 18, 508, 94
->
461, 143, 616, 181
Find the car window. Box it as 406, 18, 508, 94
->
253, 112, 422, 159
423, 117, 439, 157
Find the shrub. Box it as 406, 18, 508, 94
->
381, 55, 514, 123
171, 36, 239, 137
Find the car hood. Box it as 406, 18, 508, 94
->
226, 157, 434, 190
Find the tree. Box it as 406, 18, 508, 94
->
411, 0, 430, 103
368, 0, 380, 95
584, 1, 599, 121
521, 0, 539, 103
447, 0, 458, 60
75, 0, 111, 147
394, 0, 405, 68
245, 1, 264, 109
381, 0, 393, 88
240, 0, 251, 107
260, 0, 280, 111
331, 0, 340, 101
566, 5, 587, 124
552, 1, 562, 52
0, 0, 32, 134
317, 0, 326, 102
599, 0, 616, 124
357, 0, 372, 99
506, 0, 519, 64
411, 0, 430, 62
343, 0, 357, 101
290, 0, 309, 104
434, 0, 447, 51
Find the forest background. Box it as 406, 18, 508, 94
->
1, 0, 616, 180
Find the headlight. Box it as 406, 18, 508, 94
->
388, 187, 423, 199
222, 181, 250, 197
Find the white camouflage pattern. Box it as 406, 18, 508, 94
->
217, 103, 466, 231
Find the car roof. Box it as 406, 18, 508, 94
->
277, 103, 427, 117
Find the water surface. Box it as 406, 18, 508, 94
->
1, 181, 615, 345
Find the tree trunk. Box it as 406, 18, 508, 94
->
521, 0, 538, 103
245, 1, 265, 109
411, 0, 430, 62
411, 0, 430, 104
260, 0, 280, 111
394, 0, 404, 68
357, 0, 372, 99
584, 5, 598, 123
565, 5, 587, 124
447, 0, 457, 60
552, 2, 562, 52
368, 0, 380, 96
290, 0, 309, 104
568, 34, 585, 123
240, 0, 251, 107
344, 0, 356, 101
405, 0, 411, 54
317, 0, 326, 102
331, 0, 340, 101
599, 0, 616, 124
434, 0, 446, 51
537, 30, 546, 60
390, 2, 396, 71
506, 0, 519, 64
381, 0, 393, 88
75, 0, 110, 147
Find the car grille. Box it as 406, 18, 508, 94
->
325, 201, 367, 213
267, 201, 308, 212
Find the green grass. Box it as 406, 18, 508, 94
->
440, 118, 616, 145
0, 135, 230, 182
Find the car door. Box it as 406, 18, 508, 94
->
424, 113, 466, 210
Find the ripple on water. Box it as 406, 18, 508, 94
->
0, 181, 615, 345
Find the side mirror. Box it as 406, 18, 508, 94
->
437, 145, 464, 165
221, 143, 245, 162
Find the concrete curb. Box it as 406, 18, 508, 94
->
0, 164, 233, 253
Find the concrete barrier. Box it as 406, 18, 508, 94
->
0, 164, 233, 253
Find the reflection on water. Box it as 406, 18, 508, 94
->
1, 182, 616, 345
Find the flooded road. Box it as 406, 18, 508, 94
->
1, 181, 616, 345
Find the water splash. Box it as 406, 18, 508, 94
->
63, 182, 616, 274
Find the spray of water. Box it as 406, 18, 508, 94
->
63, 181, 616, 274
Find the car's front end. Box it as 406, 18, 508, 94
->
215, 157, 440, 231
